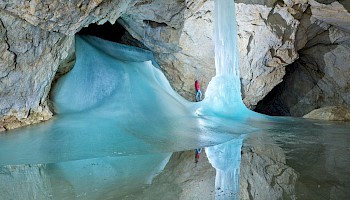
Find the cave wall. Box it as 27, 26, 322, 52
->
256, 1, 350, 117
0, 10, 74, 130
1, 0, 350, 130
256, 26, 350, 117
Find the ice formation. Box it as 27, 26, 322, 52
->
204, 0, 245, 198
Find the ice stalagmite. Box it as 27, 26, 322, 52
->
199, 0, 248, 118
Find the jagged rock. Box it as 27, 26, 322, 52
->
118, 0, 185, 53
309, 0, 350, 32
0, 11, 74, 131
237, 2, 301, 108
1, 0, 350, 128
152, 0, 216, 101
294, 7, 331, 51
303, 106, 350, 121
117, 0, 208, 101
119, 0, 302, 104
0, 0, 136, 35
256, 26, 350, 117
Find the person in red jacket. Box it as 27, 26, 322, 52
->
195, 80, 202, 102
195, 148, 202, 163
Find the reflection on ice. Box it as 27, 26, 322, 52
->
0, 153, 171, 200
49, 154, 171, 199
207, 138, 243, 200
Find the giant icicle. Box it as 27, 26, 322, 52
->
205, 0, 243, 199
198, 0, 248, 117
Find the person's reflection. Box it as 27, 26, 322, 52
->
206, 138, 243, 200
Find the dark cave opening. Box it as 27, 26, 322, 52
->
253, 81, 291, 116
77, 20, 148, 50
254, 65, 295, 116
77, 21, 126, 43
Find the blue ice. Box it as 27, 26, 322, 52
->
0, 34, 253, 199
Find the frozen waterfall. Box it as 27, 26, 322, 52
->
204, 0, 245, 199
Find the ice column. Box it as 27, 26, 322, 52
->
214, 0, 239, 77
200, 0, 245, 116
205, 0, 244, 199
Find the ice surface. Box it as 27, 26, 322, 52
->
0, 35, 255, 166
0, 34, 252, 198
0, 32, 255, 199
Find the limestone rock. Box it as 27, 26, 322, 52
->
237, 2, 300, 108
0, 0, 136, 35
153, 0, 216, 101
303, 106, 350, 121
294, 7, 331, 51
256, 26, 350, 117
309, 0, 350, 32
118, 0, 302, 104
117, 0, 213, 101
118, 0, 185, 53
0, 11, 74, 131
1, 0, 350, 130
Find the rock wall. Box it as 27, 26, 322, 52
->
303, 106, 350, 121
236, 1, 301, 108
0, 0, 136, 35
256, 21, 350, 117
0, 10, 74, 131
117, 0, 215, 101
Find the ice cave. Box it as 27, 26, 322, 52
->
0, 0, 350, 199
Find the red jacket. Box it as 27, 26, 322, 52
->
195, 81, 200, 90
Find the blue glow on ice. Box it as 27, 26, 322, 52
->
0, 35, 257, 166
0, 33, 257, 198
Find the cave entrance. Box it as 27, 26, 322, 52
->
77, 21, 126, 43
77, 20, 147, 49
